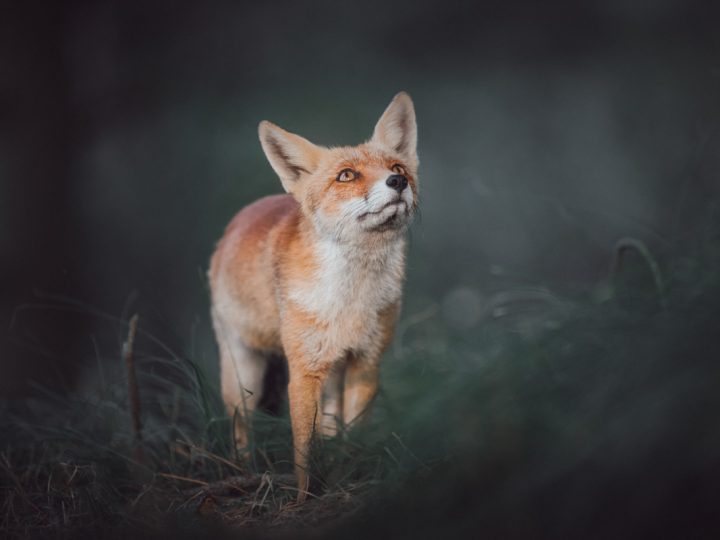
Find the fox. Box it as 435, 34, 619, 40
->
208, 92, 418, 502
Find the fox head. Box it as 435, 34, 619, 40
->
258, 92, 418, 242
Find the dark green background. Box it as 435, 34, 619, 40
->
1, 2, 719, 537
2, 0, 718, 394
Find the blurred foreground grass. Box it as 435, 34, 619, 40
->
1, 217, 719, 539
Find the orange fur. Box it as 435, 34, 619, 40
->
209, 92, 419, 501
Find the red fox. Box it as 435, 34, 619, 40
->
208, 92, 418, 501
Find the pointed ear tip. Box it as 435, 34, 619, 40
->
393, 91, 413, 103
258, 120, 273, 134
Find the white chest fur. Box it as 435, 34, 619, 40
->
287, 236, 405, 361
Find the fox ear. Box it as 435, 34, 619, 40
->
371, 91, 418, 165
258, 121, 321, 193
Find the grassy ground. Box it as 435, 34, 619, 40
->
1, 216, 719, 539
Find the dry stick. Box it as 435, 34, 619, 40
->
123, 314, 145, 463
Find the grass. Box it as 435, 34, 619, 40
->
0, 300, 421, 536
2, 214, 719, 538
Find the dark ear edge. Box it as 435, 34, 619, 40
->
263, 131, 311, 181
258, 120, 321, 193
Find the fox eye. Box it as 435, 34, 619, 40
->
391, 163, 406, 175
336, 168, 358, 182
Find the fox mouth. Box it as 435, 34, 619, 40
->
358, 200, 407, 221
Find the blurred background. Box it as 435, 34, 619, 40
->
2, 0, 718, 396
1, 1, 720, 536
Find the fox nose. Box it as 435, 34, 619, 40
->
386, 174, 408, 193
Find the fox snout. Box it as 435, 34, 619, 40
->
385, 173, 408, 193
355, 170, 416, 231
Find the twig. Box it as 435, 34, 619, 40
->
123, 314, 144, 458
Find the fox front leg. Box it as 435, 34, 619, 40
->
321, 363, 346, 437
343, 303, 397, 428
343, 354, 381, 429
287, 362, 328, 502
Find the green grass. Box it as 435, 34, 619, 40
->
2, 218, 719, 538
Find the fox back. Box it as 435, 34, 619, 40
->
209, 92, 419, 501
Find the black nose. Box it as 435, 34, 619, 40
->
386, 174, 408, 193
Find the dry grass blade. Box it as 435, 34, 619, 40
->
123, 314, 143, 455
157, 473, 209, 487
198, 473, 294, 498
174, 440, 247, 474
608, 237, 667, 309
